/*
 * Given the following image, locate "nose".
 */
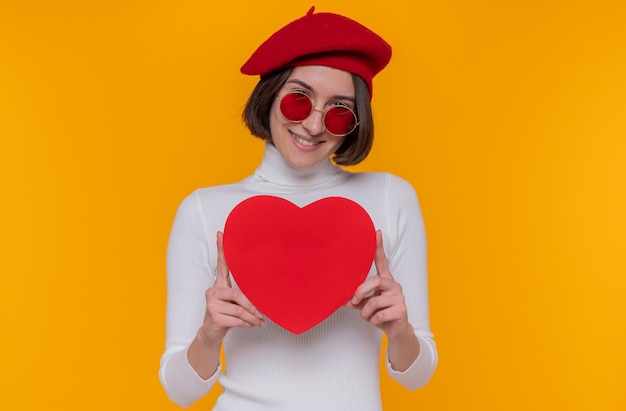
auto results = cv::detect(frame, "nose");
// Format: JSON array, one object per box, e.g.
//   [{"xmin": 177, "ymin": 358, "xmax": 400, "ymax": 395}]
[{"xmin": 301, "ymin": 106, "xmax": 325, "ymax": 136}]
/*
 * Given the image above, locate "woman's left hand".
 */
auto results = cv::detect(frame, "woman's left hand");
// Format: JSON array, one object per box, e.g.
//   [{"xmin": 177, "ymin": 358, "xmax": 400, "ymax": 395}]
[{"xmin": 345, "ymin": 230, "xmax": 413, "ymax": 342}]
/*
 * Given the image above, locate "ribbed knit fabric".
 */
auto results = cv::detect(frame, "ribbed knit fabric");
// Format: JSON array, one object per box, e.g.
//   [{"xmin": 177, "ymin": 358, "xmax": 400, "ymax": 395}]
[{"xmin": 159, "ymin": 142, "xmax": 437, "ymax": 410}]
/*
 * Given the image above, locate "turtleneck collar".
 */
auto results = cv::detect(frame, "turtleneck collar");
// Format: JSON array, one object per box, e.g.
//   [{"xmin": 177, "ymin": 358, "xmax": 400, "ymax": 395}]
[{"xmin": 254, "ymin": 142, "xmax": 343, "ymax": 187}]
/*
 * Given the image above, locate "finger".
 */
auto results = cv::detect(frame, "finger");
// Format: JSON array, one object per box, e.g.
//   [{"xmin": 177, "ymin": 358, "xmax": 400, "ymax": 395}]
[
  {"xmin": 367, "ymin": 305, "xmax": 406, "ymax": 327},
  {"xmin": 350, "ymin": 273, "xmax": 400, "ymax": 305},
  {"xmin": 374, "ymin": 230, "xmax": 393, "ymax": 279},
  {"xmin": 208, "ymin": 299, "xmax": 265, "ymax": 327},
  {"xmin": 206, "ymin": 286, "xmax": 264, "ymax": 321},
  {"xmin": 207, "ymin": 309, "xmax": 256, "ymax": 329},
  {"xmin": 350, "ymin": 276, "xmax": 384, "ymax": 306},
  {"xmin": 358, "ymin": 294, "xmax": 402, "ymax": 322},
  {"xmin": 215, "ymin": 231, "xmax": 231, "ymax": 287},
  {"xmin": 344, "ymin": 295, "xmax": 370, "ymax": 310}
]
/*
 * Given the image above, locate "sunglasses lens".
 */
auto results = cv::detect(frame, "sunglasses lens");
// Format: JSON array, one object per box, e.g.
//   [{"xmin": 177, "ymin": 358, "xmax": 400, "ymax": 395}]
[
  {"xmin": 280, "ymin": 92, "xmax": 357, "ymax": 136},
  {"xmin": 280, "ymin": 92, "xmax": 312, "ymax": 121},
  {"xmin": 325, "ymin": 106, "xmax": 357, "ymax": 136}
]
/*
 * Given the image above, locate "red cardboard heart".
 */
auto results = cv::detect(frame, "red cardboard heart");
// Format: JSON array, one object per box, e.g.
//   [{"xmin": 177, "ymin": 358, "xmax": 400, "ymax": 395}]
[{"xmin": 223, "ymin": 196, "xmax": 376, "ymax": 334}]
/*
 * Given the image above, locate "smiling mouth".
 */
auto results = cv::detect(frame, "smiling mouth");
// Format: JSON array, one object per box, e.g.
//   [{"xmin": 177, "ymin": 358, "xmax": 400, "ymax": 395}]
[{"xmin": 292, "ymin": 132, "xmax": 323, "ymax": 147}]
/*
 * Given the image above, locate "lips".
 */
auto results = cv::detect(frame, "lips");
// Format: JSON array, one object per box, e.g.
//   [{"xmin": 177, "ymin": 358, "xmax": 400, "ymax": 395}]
[
  {"xmin": 291, "ymin": 131, "xmax": 323, "ymax": 148},
  {"xmin": 295, "ymin": 135, "xmax": 320, "ymax": 146}
]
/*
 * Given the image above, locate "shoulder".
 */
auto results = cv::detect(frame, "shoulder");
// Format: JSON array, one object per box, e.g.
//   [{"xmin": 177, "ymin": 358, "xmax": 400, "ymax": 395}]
[
  {"xmin": 179, "ymin": 179, "xmax": 253, "ymax": 205},
  {"xmin": 174, "ymin": 181, "xmax": 260, "ymax": 223},
  {"xmin": 348, "ymin": 171, "xmax": 419, "ymax": 199}
]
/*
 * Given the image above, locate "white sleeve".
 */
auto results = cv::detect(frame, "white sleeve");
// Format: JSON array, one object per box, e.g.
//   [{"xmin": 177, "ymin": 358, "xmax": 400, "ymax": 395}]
[
  {"xmin": 159, "ymin": 190, "xmax": 221, "ymax": 406},
  {"xmin": 383, "ymin": 174, "xmax": 438, "ymax": 389}
]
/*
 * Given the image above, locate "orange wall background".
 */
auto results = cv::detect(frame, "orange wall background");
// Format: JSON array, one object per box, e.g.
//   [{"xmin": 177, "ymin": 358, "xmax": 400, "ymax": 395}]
[{"xmin": 1, "ymin": 1, "xmax": 625, "ymax": 410}]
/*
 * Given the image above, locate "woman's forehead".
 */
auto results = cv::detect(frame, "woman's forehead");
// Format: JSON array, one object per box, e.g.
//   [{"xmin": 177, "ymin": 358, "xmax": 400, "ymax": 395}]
[{"xmin": 285, "ymin": 66, "xmax": 355, "ymax": 97}]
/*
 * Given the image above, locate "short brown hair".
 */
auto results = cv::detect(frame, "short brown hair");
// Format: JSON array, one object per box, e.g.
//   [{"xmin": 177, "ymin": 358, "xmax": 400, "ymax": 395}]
[{"xmin": 242, "ymin": 68, "xmax": 374, "ymax": 166}]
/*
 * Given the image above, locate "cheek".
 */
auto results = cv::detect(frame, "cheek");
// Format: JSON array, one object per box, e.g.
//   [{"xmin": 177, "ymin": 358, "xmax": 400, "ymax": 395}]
[{"xmin": 331, "ymin": 136, "xmax": 347, "ymax": 149}]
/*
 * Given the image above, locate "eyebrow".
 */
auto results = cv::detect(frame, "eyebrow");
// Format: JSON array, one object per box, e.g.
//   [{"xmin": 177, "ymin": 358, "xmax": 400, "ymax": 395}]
[{"xmin": 286, "ymin": 79, "xmax": 356, "ymax": 103}]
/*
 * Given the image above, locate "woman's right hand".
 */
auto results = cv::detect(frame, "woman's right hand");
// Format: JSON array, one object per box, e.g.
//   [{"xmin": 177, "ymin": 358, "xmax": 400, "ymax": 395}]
[
  {"xmin": 188, "ymin": 231, "xmax": 264, "ymax": 379},
  {"xmin": 197, "ymin": 231, "xmax": 265, "ymax": 345}
]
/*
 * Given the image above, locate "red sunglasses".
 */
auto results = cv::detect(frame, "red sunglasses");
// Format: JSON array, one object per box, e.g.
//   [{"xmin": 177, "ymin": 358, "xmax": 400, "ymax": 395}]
[{"xmin": 278, "ymin": 91, "xmax": 359, "ymax": 137}]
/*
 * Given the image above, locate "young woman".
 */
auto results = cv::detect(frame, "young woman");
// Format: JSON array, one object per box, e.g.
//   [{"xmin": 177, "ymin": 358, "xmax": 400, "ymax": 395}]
[{"xmin": 160, "ymin": 8, "xmax": 437, "ymax": 410}]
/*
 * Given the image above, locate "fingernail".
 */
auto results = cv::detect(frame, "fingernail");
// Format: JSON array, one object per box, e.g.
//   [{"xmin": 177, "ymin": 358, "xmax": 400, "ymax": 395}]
[
  {"xmin": 351, "ymin": 296, "xmax": 359, "ymax": 305},
  {"xmin": 254, "ymin": 310, "xmax": 263, "ymax": 319},
  {"xmin": 260, "ymin": 319, "xmax": 266, "ymax": 327}
]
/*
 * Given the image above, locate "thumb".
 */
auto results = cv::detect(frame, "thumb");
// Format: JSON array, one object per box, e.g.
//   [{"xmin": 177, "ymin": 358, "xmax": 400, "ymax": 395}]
[
  {"xmin": 374, "ymin": 230, "xmax": 392, "ymax": 279},
  {"xmin": 215, "ymin": 231, "xmax": 231, "ymax": 287}
]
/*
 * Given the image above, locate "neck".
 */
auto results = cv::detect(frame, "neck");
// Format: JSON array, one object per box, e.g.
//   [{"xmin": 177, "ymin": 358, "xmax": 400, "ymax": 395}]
[{"xmin": 254, "ymin": 142, "xmax": 342, "ymax": 187}]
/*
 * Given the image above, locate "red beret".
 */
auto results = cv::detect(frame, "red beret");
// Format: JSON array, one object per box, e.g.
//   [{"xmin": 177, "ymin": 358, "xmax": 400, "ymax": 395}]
[{"xmin": 240, "ymin": 6, "xmax": 392, "ymax": 96}]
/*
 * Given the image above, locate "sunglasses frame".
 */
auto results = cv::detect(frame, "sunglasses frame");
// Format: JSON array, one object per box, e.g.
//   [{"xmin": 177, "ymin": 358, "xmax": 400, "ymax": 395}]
[{"xmin": 277, "ymin": 91, "xmax": 359, "ymax": 137}]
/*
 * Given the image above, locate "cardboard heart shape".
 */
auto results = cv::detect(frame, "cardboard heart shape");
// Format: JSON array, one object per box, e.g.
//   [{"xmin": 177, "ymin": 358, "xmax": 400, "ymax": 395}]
[{"xmin": 223, "ymin": 195, "xmax": 376, "ymax": 334}]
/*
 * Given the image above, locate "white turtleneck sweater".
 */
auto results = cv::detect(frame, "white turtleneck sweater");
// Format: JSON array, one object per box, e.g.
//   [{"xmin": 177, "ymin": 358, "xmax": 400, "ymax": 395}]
[{"xmin": 159, "ymin": 143, "xmax": 437, "ymax": 410}]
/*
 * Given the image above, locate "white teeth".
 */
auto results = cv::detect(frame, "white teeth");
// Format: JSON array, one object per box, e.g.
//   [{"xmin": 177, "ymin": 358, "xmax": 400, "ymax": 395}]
[{"xmin": 295, "ymin": 135, "xmax": 319, "ymax": 146}]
